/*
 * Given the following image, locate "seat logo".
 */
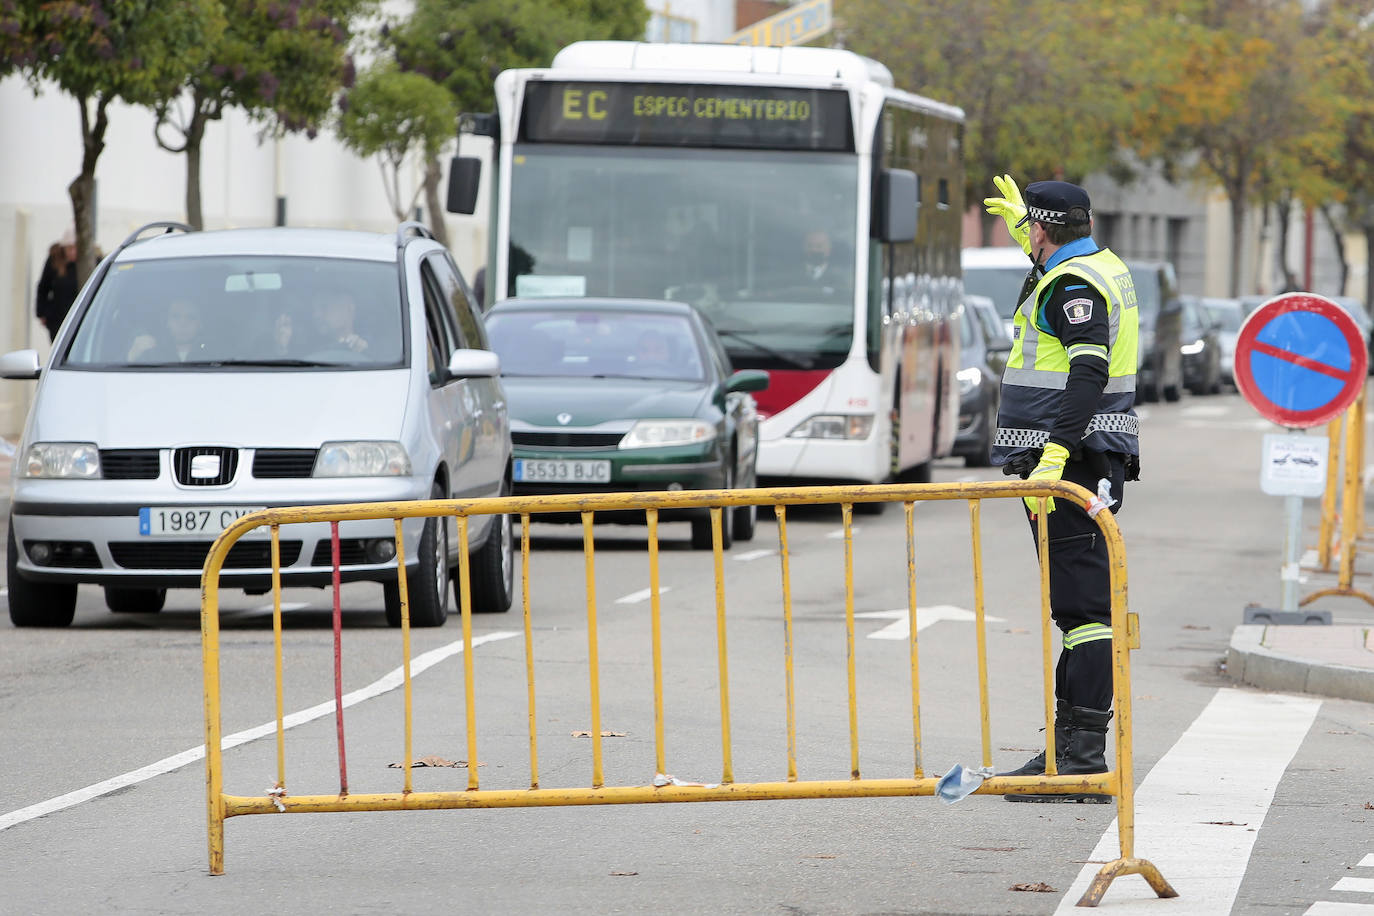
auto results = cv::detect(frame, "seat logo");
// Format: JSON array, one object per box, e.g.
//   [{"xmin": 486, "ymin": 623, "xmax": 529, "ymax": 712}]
[
  {"xmin": 556, "ymin": 412, "xmax": 572, "ymax": 426},
  {"xmin": 191, "ymin": 454, "xmax": 222, "ymax": 478}
]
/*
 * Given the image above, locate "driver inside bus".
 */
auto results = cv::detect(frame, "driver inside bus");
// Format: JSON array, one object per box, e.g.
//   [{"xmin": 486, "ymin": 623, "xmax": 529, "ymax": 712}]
[{"xmin": 796, "ymin": 229, "xmax": 850, "ymax": 300}]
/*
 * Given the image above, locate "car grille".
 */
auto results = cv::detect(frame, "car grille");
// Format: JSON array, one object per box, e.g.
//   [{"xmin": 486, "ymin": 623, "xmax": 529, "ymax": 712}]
[
  {"xmin": 100, "ymin": 449, "xmax": 160, "ymax": 480},
  {"xmin": 512, "ymin": 432, "xmax": 624, "ymax": 450},
  {"xmin": 252, "ymin": 449, "xmax": 317, "ymax": 478},
  {"xmin": 172, "ymin": 446, "xmax": 238, "ymax": 487},
  {"xmin": 310, "ymin": 539, "xmax": 369, "ymax": 567},
  {"xmin": 109, "ymin": 540, "xmax": 302, "ymax": 570}
]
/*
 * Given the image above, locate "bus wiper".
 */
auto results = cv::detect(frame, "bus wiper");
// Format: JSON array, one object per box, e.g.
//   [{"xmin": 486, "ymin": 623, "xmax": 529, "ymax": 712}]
[{"xmin": 713, "ymin": 328, "xmax": 814, "ymax": 370}]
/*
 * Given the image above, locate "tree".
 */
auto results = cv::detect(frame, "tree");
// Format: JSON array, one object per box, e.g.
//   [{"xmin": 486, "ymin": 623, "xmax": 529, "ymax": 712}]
[
  {"xmin": 840, "ymin": 0, "xmax": 1150, "ymax": 245},
  {"xmin": 336, "ymin": 64, "xmax": 456, "ymax": 224},
  {"xmin": 0, "ymin": 0, "xmax": 222, "ymax": 281},
  {"xmin": 1131, "ymin": 0, "xmax": 1347, "ymax": 296},
  {"xmin": 153, "ymin": 0, "xmax": 370, "ymax": 229},
  {"xmin": 383, "ymin": 0, "xmax": 648, "ymax": 243}
]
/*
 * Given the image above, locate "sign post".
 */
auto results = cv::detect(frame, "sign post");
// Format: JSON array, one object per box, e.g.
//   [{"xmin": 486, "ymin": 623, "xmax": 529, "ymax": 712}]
[{"xmin": 1234, "ymin": 293, "xmax": 1367, "ymax": 615}]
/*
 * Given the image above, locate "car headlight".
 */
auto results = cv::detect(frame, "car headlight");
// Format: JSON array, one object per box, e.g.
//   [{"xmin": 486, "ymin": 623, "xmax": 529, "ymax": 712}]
[
  {"xmin": 618, "ymin": 419, "xmax": 717, "ymax": 450},
  {"xmin": 957, "ymin": 366, "xmax": 983, "ymax": 395},
  {"xmin": 1180, "ymin": 339, "xmax": 1205, "ymax": 355},
  {"xmin": 22, "ymin": 442, "xmax": 101, "ymax": 479},
  {"xmin": 787, "ymin": 415, "xmax": 875, "ymax": 440},
  {"xmin": 313, "ymin": 441, "xmax": 412, "ymax": 477}
]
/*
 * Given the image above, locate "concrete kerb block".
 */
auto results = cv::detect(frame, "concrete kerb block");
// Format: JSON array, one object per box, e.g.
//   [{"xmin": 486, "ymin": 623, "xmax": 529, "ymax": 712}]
[{"xmin": 1227, "ymin": 624, "xmax": 1374, "ymax": 703}]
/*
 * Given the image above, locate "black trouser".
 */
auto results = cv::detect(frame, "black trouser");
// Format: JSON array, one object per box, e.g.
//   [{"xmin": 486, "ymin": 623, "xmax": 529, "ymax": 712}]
[{"xmin": 1022, "ymin": 451, "xmax": 1126, "ymax": 712}]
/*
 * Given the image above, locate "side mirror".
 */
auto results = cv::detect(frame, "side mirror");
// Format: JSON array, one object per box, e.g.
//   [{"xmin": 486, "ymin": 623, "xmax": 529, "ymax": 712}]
[
  {"xmin": 874, "ymin": 168, "xmax": 917, "ymax": 244},
  {"xmin": 988, "ymin": 335, "xmax": 1014, "ymax": 354},
  {"xmin": 446, "ymin": 156, "xmax": 482, "ymax": 215},
  {"xmin": 0, "ymin": 349, "xmax": 41, "ymax": 380},
  {"xmin": 448, "ymin": 348, "xmax": 500, "ymax": 379},
  {"xmin": 726, "ymin": 369, "xmax": 769, "ymax": 393}
]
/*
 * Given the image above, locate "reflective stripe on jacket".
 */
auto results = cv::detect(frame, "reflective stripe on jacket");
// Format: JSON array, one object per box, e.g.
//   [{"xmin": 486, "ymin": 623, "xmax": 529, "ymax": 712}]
[{"xmin": 992, "ymin": 248, "xmax": 1139, "ymax": 462}]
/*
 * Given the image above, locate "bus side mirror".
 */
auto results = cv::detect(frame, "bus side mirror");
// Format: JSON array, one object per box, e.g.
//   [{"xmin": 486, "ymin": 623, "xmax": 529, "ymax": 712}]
[
  {"xmin": 875, "ymin": 168, "xmax": 917, "ymax": 244},
  {"xmin": 446, "ymin": 156, "xmax": 482, "ymax": 215}
]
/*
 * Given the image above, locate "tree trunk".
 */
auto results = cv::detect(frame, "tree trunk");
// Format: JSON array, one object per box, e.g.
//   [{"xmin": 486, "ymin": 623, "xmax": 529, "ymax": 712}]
[
  {"xmin": 1319, "ymin": 205, "xmax": 1348, "ymax": 296},
  {"xmin": 423, "ymin": 155, "xmax": 450, "ymax": 249},
  {"xmin": 1274, "ymin": 197, "xmax": 1298, "ymax": 293},
  {"xmin": 69, "ymin": 94, "xmax": 111, "ymax": 286},
  {"xmin": 1228, "ymin": 192, "xmax": 1245, "ymax": 298},
  {"xmin": 1366, "ymin": 225, "xmax": 1374, "ymax": 311},
  {"xmin": 184, "ymin": 105, "xmax": 210, "ymax": 230}
]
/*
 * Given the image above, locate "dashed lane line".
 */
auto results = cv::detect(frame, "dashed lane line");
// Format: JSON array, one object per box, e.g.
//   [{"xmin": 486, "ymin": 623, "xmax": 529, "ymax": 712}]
[
  {"xmin": 732, "ymin": 548, "xmax": 775, "ymax": 562},
  {"xmin": 0, "ymin": 631, "xmax": 519, "ymax": 833},
  {"xmin": 614, "ymin": 587, "xmax": 671, "ymax": 605},
  {"xmin": 1053, "ymin": 688, "xmax": 1321, "ymax": 913},
  {"xmin": 826, "ymin": 526, "xmax": 860, "ymax": 539}
]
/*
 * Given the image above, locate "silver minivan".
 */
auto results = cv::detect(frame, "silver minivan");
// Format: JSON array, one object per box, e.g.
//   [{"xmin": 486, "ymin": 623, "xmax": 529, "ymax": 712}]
[{"xmin": 2, "ymin": 222, "xmax": 513, "ymax": 627}]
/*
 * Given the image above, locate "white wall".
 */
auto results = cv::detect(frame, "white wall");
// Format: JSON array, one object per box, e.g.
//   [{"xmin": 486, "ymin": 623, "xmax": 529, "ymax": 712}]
[{"xmin": 0, "ymin": 74, "xmax": 490, "ymax": 437}]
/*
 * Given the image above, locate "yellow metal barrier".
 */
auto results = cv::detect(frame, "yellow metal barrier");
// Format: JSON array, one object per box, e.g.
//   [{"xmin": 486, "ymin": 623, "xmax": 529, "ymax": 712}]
[
  {"xmin": 201, "ymin": 480, "xmax": 1176, "ymax": 906},
  {"xmin": 1305, "ymin": 386, "xmax": 1374, "ymax": 607}
]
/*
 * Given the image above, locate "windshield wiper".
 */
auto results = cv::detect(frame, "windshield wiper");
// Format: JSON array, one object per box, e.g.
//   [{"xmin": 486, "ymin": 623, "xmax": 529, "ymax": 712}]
[
  {"xmin": 197, "ymin": 358, "xmax": 334, "ymax": 368},
  {"xmin": 713, "ymin": 329, "xmax": 815, "ymax": 370}
]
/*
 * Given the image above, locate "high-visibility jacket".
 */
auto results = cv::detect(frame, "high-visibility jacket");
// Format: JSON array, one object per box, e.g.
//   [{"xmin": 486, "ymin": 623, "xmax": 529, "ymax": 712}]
[{"xmin": 991, "ymin": 248, "xmax": 1139, "ymax": 463}]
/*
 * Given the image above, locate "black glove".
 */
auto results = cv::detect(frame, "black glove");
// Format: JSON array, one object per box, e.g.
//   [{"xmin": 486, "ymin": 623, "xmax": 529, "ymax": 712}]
[
  {"xmin": 1124, "ymin": 454, "xmax": 1141, "ymax": 482},
  {"xmin": 1002, "ymin": 450, "xmax": 1040, "ymax": 480}
]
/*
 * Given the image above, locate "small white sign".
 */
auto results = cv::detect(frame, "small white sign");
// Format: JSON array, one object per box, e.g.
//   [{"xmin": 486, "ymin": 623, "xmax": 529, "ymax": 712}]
[
  {"xmin": 515, "ymin": 274, "xmax": 586, "ymax": 298},
  {"xmin": 1260, "ymin": 433, "xmax": 1329, "ymax": 497}
]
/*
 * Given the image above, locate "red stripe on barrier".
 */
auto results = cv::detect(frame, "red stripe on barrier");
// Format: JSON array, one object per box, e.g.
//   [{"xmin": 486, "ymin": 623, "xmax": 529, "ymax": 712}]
[{"xmin": 331, "ymin": 521, "xmax": 348, "ymax": 795}]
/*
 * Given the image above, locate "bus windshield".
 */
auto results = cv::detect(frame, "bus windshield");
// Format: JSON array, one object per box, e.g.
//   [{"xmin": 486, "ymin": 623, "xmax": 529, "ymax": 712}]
[{"xmin": 508, "ymin": 145, "xmax": 859, "ymax": 367}]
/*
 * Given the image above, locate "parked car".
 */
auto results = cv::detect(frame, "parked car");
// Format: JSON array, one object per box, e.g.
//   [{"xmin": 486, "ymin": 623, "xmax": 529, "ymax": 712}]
[
  {"xmin": 1179, "ymin": 295, "xmax": 1223, "ymax": 395},
  {"xmin": 961, "ymin": 246, "xmax": 1032, "ymax": 336},
  {"xmin": 1126, "ymin": 259, "xmax": 1184, "ymax": 403},
  {"xmin": 1199, "ymin": 297, "xmax": 1244, "ymax": 387},
  {"xmin": 954, "ymin": 295, "xmax": 1012, "ymax": 467},
  {"xmin": 484, "ymin": 298, "xmax": 768, "ymax": 550},
  {"xmin": 1329, "ymin": 296, "xmax": 1374, "ymax": 373},
  {"xmin": 2, "ymin": 221, "xmax": 512, "ymax": 628}
]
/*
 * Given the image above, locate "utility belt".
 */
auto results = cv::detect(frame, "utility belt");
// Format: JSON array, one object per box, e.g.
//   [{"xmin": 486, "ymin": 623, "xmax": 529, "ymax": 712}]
[{"xmin": 1002, "ymin": 447, "xmax": 1140, "ymax": 482}]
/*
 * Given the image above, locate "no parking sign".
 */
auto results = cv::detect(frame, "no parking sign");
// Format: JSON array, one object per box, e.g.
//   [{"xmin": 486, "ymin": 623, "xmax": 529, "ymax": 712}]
[{"xmin": 1234, "ymin": 293, "xmax": 1367, "ymax": 427}]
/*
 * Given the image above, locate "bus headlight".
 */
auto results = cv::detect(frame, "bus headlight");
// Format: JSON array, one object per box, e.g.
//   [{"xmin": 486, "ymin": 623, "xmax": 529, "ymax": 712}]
[
  {"xmin": 1180, "ymin": 339, "xmax": 1206, "ymax": 355},
  {"xmin": 957, "ymin": 367, "xmax": 983, "ymax": 395},
  {"xmin": 787, "ymin": 415, "xmax": 874, "ymax": 440},
  {"xmin": 23, "ymin": 442, "xmax": 101, "ymax": 479}
]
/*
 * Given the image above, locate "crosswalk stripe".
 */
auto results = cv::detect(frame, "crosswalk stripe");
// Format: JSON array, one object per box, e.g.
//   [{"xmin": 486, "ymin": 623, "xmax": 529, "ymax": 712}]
[
  {"xmin": 1306, "ymin": 904, "xmax": 1374, "ymax": 915},
  {"xmin": 1334, "ymin": 878, "xmax": 1374, "ymax": 893},
  {"xmin": 1053, "ymin": 688, "xmax": 1321, "ymax": 913}
]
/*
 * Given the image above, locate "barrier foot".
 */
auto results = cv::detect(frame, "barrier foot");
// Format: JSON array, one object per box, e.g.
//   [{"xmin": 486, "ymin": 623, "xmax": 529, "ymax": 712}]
[
  {"xmin": 1300, "ymin": 586, "xmax": 1374, "ymax": 608},
  {"xmin": 1075, "ymin": 857, "xmax": 1178, "ymax": 907}
]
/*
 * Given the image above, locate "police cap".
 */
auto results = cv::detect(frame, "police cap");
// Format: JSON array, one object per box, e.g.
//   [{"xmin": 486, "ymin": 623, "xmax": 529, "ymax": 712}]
[{"xmin": 1015, "ymin": 180, "xmax": 1092, "ymax": 228}]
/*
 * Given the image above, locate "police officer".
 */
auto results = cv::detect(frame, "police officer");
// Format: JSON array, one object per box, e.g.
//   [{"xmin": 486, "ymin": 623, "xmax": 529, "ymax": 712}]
[{"xmin": 983, "ymin": 176, "xmax": 1140, "ymax": 803}]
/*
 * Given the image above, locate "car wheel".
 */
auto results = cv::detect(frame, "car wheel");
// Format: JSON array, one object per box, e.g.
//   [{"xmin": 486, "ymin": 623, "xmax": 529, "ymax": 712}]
[
  {"xmin": 963, "ymin": 404, "xmax": 996, "ymax": 468},
  {"xmin": 466, "ymin": 483, "xmax": 514, "ymax": 614},
  {"xmin": 732, "ymin": 503, "xmax": 757, "ymax": 542},
  {"xmin": 1163, "ymin": 383, "xmax": 1182, "ymax": 402},
  {"xmin": 7, "ymin": 521, "xmax": 77, "ymax": 627},
  {"xmin": 104, "ymin": 587, "xmax": 166, "ymax": 614},
  {"xmin": 691, "ymin": 467, "xmax": 735, "ymax": 550},
  {"xmin": 383, "ymin": 484, "xmax": 449, "ymax": 628}
]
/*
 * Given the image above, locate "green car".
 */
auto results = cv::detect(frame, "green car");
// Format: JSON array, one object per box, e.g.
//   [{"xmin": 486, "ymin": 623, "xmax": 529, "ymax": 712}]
[{"xmin": 485, "ymin": 299, "xmax": 769, "ymax": 549}]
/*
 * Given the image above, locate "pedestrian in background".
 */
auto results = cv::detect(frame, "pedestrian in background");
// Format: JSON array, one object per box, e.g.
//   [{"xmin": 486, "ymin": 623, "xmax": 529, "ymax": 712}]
[
  {"xmin": 36, "ymin": 229, "xmax": 78, "ymax": 342},
  {"xmin": 983, "ymin": 176, "xmax": 1140, "ymax": 802}
]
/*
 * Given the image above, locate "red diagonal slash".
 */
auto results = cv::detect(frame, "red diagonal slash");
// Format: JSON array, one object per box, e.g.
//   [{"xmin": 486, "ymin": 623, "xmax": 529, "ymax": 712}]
[{"xmin": 1250, "ymin": 340, "xmax": 1354, "ymax": 382}]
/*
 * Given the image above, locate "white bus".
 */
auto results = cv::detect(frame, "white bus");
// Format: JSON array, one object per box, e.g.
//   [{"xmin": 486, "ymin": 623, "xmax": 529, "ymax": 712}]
[{"xmin": 449, "ymin": 41, "xmax": 965, "ymax": 484}]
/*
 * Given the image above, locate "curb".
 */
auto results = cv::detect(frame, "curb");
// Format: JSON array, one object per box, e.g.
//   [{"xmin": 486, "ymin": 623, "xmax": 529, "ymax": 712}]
[{"xmin": 1227, "ymin": 624, "xmax": 1374, "ymax": 704}]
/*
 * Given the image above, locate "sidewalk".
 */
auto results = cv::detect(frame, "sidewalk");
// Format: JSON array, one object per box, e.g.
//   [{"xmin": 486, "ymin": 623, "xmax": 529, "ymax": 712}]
[{"xmin": 1227, "ymin": 623, "xmax": 1374, "ymax": 703}]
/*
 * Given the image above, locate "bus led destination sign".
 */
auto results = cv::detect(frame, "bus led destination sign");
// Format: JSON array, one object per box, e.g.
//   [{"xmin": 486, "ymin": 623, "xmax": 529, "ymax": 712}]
[{"xmin": 520, "ymin": 81, "xmax": 853, "ymax": 151}]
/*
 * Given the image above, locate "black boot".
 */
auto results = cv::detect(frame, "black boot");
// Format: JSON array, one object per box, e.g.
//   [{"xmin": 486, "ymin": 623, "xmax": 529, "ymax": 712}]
[
  {"xmin": 997, "ymin": 700, "xmax": 1071, "ymax": 777},
  {"xmin": 1006, "ymin": 706, "xmax": 1113, "ymax": 804}
]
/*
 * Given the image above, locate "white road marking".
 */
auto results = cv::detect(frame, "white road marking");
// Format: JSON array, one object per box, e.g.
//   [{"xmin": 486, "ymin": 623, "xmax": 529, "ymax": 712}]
[
  {"xmin": 1306, "ymin": 904, "xmax": 1374, "ymax": 915},
  {"xmin": 1334, "ymin": 878, "xmax": 1374, "ymax": 893},
  {"xmin": 1360, "ymin": 854, "xmax": 1374, "ymax": 867},
  {"xmin": 826, "ymin": 526, "xmax": 860, "ymax": 539},
  {"xmin": 733, "ymin": 549, "xmax": 775, "ymax": 562},
  {"xmin": 253, "ymin": 601, "xmax": 311, "ymax": 613},
  {"xmin": 856, "ymin": 605, "xmax": 1004, "ymax": 640},
  {"xmin": 614, "ymin": 586, "xmax": 671, "ymax": 605},
  {"xmin": 0, "ymin": 631, "xmax": 519, "ymax": 833},
  {"xmin": 1053, "ymin": 689, "xmax": 1321, "ymax": 913},
  {"xmin": 1302, "ymin": 549, "xmax": 1320, "ymax": 568},
  {"xmin": 1365, "ymin": 465, "xmax": 1374, "ymax": 489},
  {"xmin": 1180, "ymin": 405, "xmax": 1232, "ymax": 418}
]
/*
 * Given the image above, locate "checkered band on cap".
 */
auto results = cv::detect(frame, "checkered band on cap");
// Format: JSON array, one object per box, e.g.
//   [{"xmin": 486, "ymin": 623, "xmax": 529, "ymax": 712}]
[{"xmin": 1027, "ymin": 205, "xmax": 1066, "ymax": 224}]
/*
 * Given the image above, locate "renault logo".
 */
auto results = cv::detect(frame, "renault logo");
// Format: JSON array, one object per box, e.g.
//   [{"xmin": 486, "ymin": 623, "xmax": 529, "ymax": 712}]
[{"xmin": 556, "ymin": 412, "xmax": 572, "ymax": 426}]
